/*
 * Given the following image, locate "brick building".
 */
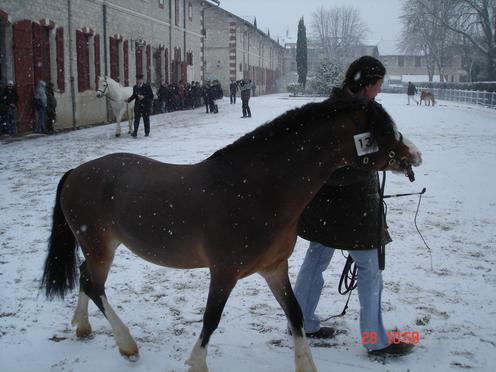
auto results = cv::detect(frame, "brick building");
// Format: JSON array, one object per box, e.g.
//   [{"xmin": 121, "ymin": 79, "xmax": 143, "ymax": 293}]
[
  {"xmin": 0, "ymin": 0, "xmax": 205, "ymax": 133},
  {"xmin": 202, "ymin": 4, "xmax": 284, "ymax": 95}
]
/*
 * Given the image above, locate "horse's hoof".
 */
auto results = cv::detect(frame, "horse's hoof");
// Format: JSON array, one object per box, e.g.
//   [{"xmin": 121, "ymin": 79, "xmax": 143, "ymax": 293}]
[
  {"xmin": 185, "ymin": 358, "xmax": 209, "ymax": 372},
  {"xmin": 76, "ymin": 326, "xmax": 92, "ymax": 339},
  {"xmin": 120, "ymin": 347, "xmax": 140, "ymax": 362},
  {"xmin": 115, "ymin": 133, "xmax": 121, "ymax": 138}
]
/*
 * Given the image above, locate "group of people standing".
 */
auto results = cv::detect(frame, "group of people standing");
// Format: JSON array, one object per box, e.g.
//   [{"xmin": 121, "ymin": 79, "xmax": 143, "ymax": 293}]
[
  {"xmin": 34, "ymin": 80, "xmax": 57, "ymax": 134},
  {"xmin": 129, "ymin": 75, "xmax": 258, "ymax": 137},
  {"xmin": 156, "ymin": 80, "xmax": 222, "ymax": 114},
  {"xmin": 128, "ymin": 75, "xmax": 230, "ymax": 137},
  {"xmin": 0, "ymin": 79, "xmax": 56, "ymax": 136}
]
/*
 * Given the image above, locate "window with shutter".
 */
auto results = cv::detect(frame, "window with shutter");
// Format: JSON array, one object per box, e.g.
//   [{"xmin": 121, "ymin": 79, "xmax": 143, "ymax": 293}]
[
  {"xmin": 109, "ymin": 37, "xmax": 119, "ymax": 82},
  {"xmin": 164, "ymin": 48, "xmax": 169, "ymax": 83},
  {"xmin": 123, "ymin": 40, "xmax": 129, "ymax": 86},
  {"xmin": 13, "ymin": 20, "xmax": 35, "ymax": 133},
  {"xmin": 175, "ymin": 0, "xmax": 180, "ymax": 26},
  {"xmin": 56, "ymin": 28, "xmax": 65, "ymax": 92},
  {"xmin": 94, "ymin": 34, "xmax": 100, "ymax": 87},
  {"xmin": 135, "ymin": 44, "xmax": 143, "ymax": 77},
  {"xmin": 76, "ymin": 30, "xmax": 90, "ymax": 92},
  {"xmin": 146, "ymin": 44, "xmax": 151, "ymax": 83}
]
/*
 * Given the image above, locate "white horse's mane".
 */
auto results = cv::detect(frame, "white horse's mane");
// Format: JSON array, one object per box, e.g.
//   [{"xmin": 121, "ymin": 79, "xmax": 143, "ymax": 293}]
[{"xmin": 101, "ymin": 76, "xmax": 123, "ymax": 88}]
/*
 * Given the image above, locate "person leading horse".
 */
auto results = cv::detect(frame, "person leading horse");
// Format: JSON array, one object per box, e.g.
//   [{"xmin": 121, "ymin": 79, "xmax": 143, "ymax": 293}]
[{"xmin": 127, "ymin": 73, "xmax": 154, "ymax": 138}]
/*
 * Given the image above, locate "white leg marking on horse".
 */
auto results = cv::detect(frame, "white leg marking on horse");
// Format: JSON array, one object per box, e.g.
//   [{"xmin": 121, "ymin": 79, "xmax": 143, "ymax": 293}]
[
  {"xmin": 293, "ymin": 333, "xmax": 317, "ymax": 372},
  {"xmin": 116, "ymin": 113, "xmax": 123, "ymax": 137},
  {"xmin": 71, "ymin": 291, "xmax": 92, "ymax": 338},
  {"xmin": 185, "ymin": 338, "xmax": 209, "ymax": 372},
  {"xmin": 100, "ymin": 296, "xmax": 139, "ymax": 361},
  {"xmin": 128, "ymin": 108, "xmax": 133, "ymax": 133}
]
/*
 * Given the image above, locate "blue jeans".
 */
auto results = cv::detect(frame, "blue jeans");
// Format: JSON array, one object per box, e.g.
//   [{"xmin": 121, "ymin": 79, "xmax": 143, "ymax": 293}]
[
  {"xmin": 160, "ymin": 100, "xmax": 166, "ymax": 113},
  {"xmin": 294, "ymin": 241, "xmax": 388, "ymax": 350},
  {"xmin": 36, "ymin": 106, "xmax": 47, "ymax": 133},
  {"xmin": 6, "ymin": 106, "xmax": 17, "ymax": 134}
]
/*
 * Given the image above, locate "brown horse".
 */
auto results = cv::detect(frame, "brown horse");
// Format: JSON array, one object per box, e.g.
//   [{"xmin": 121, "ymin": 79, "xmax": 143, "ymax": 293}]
[
  {"xmin": 41, "ymin": 97, "xmax": 421, "ymax": 371},
  {"xmin": 419, "ymin": 90, "xmax": 436, "ymax": 106}
]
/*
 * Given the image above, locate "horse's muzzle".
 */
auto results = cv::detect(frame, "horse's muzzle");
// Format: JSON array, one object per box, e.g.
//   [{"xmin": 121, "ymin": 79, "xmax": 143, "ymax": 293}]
[{"xmin": 400, "ymin": 159, "xmax": 415, "ymax": 182}]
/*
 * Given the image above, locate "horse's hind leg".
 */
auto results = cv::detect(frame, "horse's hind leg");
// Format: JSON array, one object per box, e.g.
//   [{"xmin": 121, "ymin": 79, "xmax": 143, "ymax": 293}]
[
  {"xmin": 79, "ymin": 243, "xmax": 139, "ymax": 360},
  {"xmin": 260, "ymin": 260, "xmax": 317, "ymax": 372},
  {"xmin": 185, "ymin": 271, "xmax": 237, "ymax": 372},
  {"xmin": 71, "ymin": 261, "xmax": 92, "ymax": 338}
]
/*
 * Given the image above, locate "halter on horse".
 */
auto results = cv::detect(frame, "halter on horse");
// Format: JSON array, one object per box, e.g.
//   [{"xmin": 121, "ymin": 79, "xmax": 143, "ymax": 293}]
[
  {"xmin": 41, "ymin": 97, "xmax": 421, "ymax": 371},
  {"xmin": 96, "ymin": 76, "xmax": 135, "ymax": 137}
]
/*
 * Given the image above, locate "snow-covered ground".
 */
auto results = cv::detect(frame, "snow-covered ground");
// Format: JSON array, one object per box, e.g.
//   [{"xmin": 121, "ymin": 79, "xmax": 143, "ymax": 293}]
[{"xmin": 1, "ymin": 93, "xmax": 495, "ymax": 372}]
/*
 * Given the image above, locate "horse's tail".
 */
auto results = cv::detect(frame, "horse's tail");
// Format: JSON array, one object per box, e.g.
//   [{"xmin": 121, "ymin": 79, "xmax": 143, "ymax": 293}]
[{"xmin": 41, "ymin": 169, "xmax": 79, "ymax": 300}]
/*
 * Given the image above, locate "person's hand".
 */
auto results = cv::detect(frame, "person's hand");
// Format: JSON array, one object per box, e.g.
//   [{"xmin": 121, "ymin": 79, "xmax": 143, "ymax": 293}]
[{"xmin": 138, "ymin": 95, "xmax": 144, "ymax": 100}]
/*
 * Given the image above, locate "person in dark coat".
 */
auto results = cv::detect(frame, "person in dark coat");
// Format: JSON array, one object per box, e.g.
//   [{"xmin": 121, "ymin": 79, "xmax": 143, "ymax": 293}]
[
  {"xmin": 127, "ymin": 74, "xmax": 154, "ymax": 137},
  {"xmin": 229, "ymin": 79, "xmax": 238, "ymax": 104},
  {"xmin": 239, "ymin": 80, "xmax": 252, "ymax": 118},
  {"xmin": 407, "ymin": 81, "xmax": 417, "ymax": 105},
  {"xmin": 294, "ymin": 56, "xmax": 415, "ymax": 357},
  {"xmin": 1, "ymin": 80, "xmax": 18, "ymax": 135},
  {"xmin": 158, "ymin": 81, "xmax": 168, "ymax": 113},
  {"xmin": 202, "ymin": 82, "xmax": 210, "ymax": 113},
  {"xmin": 46, "ymin": 82, "xmax": 57, "ymax": 134}
]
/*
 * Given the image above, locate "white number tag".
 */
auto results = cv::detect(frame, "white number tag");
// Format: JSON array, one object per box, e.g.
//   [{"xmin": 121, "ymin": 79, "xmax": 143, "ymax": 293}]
[{"xmin": 354, "ymin": 132, "xmax": 379, "ymax": 156}]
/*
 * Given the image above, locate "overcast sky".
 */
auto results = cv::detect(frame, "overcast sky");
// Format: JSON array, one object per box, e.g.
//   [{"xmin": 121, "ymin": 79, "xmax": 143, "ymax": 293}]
[{"xmin": 220, "ymin": 0, "xmax": 403, "ymax": 45}]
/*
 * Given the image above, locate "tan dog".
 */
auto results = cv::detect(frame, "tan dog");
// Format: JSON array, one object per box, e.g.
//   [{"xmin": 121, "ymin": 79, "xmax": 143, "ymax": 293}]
[{"xmin": 419, "ymin": 90, "xmax": 436, "ymax": 106}]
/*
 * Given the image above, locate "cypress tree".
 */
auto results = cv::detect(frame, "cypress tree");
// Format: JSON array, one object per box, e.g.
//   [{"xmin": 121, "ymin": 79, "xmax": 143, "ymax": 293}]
[{"xmin": 296, "ymin": 17, "xmax": 308, "ymax": 89}]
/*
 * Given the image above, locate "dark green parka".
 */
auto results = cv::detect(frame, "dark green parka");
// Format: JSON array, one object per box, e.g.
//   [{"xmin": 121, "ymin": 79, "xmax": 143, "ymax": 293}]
[
  {"xmin": 298, "ymin": 169, "xmax": 391, "ymax": 250},
  {"xmin": 298, "ymin": 88, "xmax": 391, "ymax": 251}
]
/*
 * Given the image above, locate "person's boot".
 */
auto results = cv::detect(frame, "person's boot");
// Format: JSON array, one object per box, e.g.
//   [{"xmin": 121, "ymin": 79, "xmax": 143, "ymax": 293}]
[
  {"xmin": 368, "ymin": 342, "xmax": 415, "ymax": 357},
  {"xmin": 288, "ymin": 326, "xmax": 336, "ymax": 339}
]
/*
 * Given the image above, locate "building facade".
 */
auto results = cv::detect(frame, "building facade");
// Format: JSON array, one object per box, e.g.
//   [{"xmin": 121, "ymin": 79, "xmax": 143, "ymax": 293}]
[
  {"xmin": 0, "ymin": 0, "xmax": 204, "ymax": 133},
  {"xmin": 203, "ymin": 4, "xmax": 284, "ymax": 95},
  {"xmin": 377, "ymin": 40, "xmax": 468, "ymax": 84},
  {"xmin": 380, "ymin": 54, "xmax": 468, "ymax": 83}
]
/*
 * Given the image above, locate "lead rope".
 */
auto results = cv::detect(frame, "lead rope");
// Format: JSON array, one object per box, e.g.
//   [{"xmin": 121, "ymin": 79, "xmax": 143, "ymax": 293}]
[
  {"xmin": 323, "ymin": 175, "xmax": 430, "ymax": 321},
  {"xmin": 378, "ymin": 171, "xmax": 387, "ymax": 270},
  {"xmin": 321, "ymin": 254, "xmax": 357, "ymax": 321}
]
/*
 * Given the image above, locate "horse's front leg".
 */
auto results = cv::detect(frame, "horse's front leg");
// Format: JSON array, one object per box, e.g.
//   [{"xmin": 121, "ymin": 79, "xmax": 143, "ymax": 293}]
[
  {"xmin": 115, "ymin": 111, "xmax": 123, "ymax": 137},
  {"xmin": 185, "ymin": 271, "xmax": 237, "ymax": 372},
  {"xmin": 260, "ymin": 260, "xmax": 318, "ymax": 372}
]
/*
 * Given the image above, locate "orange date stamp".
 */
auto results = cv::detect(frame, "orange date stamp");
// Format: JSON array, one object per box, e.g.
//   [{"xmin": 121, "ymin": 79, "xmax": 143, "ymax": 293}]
[{"xmin": 361, "ymin": 331, "xmax": 421, "ymax": 345}]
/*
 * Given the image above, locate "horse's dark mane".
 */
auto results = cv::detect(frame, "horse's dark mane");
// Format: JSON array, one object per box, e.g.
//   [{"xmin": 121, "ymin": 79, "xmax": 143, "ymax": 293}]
[
  {"xmin": 369, "ymin": 101, "xmax": 397, "ymax": 137},
  {"xmin": 208, "ymin": 98, "xmax": 368, "ymax": 160}
]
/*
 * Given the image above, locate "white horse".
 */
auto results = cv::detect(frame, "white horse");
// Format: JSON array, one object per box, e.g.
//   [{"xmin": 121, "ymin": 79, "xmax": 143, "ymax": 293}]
[{"xmin": 96, "ymin": 76, "xmax": 135, "ymax": 137}]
